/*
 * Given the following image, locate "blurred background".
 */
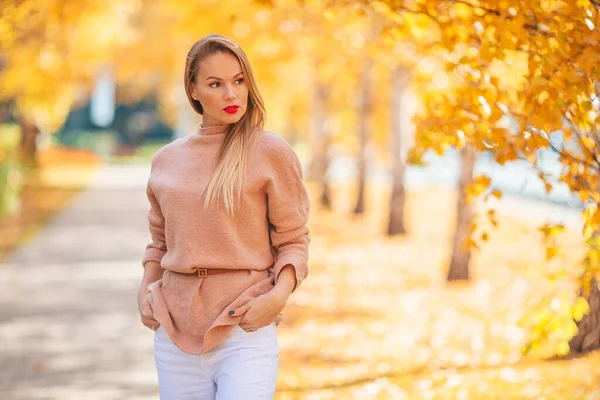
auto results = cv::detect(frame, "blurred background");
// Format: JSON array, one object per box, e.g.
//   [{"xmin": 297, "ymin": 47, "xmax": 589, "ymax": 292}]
[{"xmin": 1, "ymin": 0, "xmax": 599, "ymax": 399}]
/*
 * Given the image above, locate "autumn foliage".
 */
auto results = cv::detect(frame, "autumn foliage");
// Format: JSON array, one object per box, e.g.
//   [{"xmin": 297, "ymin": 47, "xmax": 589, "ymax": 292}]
[{"xmin": 361, "ymin": 0, "xmax": 600, "ymax": 355}]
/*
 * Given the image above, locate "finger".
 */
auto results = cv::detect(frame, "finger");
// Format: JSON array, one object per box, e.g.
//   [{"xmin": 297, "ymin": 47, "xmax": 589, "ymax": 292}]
[
  {"xmin": 144, "ymin": 321, "xmax": 160, "ymax": 330},
  {"xmin": 142, "ymin": 315, "xmax": 158, "ymax": 323},
  {"xmin": 239, "ymin": 324, "xmax": 259, "ymax": 332},
  {"xmin": 143, "ymin": 322, "xmax": 159, "ymax": 331},
  {"xmin": 141, "ymin": 305, "xmax": 155, "ymax": 320},
  {"xmin": 144, "ymin": 297, "xmax": 154, "ymax": 313},
  {"xmin": 142, "ymin": 298, "xmax": 155, "ymax": 314},
  {"xmin": 142, "ymin": 317, "xmax": 159, "ymax": 327},
  {"xmin": 239, "ymin": 319, "xmax": 253, "ymax": 328},
  {"xmin": 274, "ymin": 313, "xmax": 286, "ymax": 323},
  {"xmin": 228, "ymin": 302, "xmax": 252, "ymax": 317},
  {"xmin": 238, "ymin": 322, "xmax": 255, "ymax": 330}
]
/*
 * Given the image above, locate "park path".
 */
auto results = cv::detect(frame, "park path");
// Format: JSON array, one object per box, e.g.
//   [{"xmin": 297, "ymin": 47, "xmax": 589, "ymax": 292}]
[{"xmin": 0, "ymin": 164, "xmax": 159, "ymax": 400}]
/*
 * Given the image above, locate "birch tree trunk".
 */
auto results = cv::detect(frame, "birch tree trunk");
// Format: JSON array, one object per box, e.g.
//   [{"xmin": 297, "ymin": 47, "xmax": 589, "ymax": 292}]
[
  {"xmin": 447, "ymin": 145, "xmax": 476, "ymax": 281},
  {"xmin": 308, "ymin": 79, "xmax": 332, "ymax": 209},
  {"xmin": 387, "ymin": 65, "xmax": 409, "ymax": 235},
  {"xmin": 354, "ymin": 58, "xmax": 373, "ymax": 215}
]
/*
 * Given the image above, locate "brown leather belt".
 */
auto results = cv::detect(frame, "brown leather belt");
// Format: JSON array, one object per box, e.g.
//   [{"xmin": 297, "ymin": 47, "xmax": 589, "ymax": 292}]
[{"xmin": 177, "ymin": 268, "xmax": 233, "ymax": 278}]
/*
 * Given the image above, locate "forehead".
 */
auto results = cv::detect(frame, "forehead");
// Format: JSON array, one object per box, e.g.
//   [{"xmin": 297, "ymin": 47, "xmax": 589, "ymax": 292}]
[{"xmin": 197, "ymin": 51, "xmax": 242, "ymax": 77}]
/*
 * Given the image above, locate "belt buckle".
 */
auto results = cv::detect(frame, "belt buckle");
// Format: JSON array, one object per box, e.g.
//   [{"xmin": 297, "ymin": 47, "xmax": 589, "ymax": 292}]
[{"xmin": 197, "ymin": 269, "xmax": 208, "ymax": 278}]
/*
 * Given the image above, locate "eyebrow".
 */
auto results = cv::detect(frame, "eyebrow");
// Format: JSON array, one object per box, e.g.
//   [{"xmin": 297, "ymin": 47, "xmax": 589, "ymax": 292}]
[{"xmin": 205, "ymin": 72, "xmax": 243, "ymax": 81}]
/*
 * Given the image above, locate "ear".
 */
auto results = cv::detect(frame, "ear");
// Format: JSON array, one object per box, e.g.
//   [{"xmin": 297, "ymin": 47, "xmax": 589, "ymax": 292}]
[{"xmin": 189, "ymin": 85, "xmax": 197, "ymax": 100}]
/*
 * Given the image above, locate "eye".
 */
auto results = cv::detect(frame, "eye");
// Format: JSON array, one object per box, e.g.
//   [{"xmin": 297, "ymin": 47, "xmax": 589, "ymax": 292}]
[{"xmin": 209, "ymin": 78, "xmax": 244, "ymax": 88}]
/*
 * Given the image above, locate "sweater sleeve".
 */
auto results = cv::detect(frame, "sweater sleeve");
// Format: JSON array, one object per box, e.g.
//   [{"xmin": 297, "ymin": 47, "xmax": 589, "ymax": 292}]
[
  {"xmin": 265, "ymin": 138, "xmax": 311, "ymax": 292},
  {"xmin": 142, "ymin": 178, "xmax": 167, "ymax": 268}
]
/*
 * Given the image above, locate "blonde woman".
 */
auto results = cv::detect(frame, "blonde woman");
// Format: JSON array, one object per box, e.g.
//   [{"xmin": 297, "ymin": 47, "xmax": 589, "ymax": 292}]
[{"xmin": 136, "ymin": 34, "xmax": 310, "ymax": 399}]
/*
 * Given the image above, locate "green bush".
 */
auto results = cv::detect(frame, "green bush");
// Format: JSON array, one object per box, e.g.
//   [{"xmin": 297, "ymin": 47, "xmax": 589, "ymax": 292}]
[{"xmin": 0, "ymin": 124, "xmax": 23, "ymax": 217}]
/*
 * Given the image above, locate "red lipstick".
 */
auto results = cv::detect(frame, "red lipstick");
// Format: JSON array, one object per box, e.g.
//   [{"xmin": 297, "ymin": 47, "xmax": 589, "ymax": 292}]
[{"xmin": 223, "ymin": 105, "xmax": 239, "ymax": 114}]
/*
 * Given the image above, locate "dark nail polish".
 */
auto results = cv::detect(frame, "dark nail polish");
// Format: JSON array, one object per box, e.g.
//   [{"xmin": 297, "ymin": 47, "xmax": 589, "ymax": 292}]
[{"xmin": 228, "ymin": 310, "xmax": 235, "ymax": 315}]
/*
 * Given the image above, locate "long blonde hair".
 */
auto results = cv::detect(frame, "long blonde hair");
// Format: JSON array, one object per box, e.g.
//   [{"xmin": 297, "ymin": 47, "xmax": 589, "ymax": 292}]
[{"xmin": 184, "ymin": 34, "xmax": 266, "ymax": 215}]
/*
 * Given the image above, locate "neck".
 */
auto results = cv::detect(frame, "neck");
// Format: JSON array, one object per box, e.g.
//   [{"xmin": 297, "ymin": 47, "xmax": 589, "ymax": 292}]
[{"xmin": 195, "ymin": 122, "xmax": 230, "ymax": 136}]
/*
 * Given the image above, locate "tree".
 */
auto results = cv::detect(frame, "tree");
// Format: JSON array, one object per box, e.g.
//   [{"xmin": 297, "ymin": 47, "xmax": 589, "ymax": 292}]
[
  {"xmin": 308, "ymin": 76, "xmax": 333, "ymax": 209},
  {"xmin": 0, "ymin": 0, "xmax": 137, "ymax": 164},
  {"xmin": 360, "ymin": 0, "xmax": 600, "ymax": 354},
  {"xmin": 387, "ymin": 65, "xmax": 410, "ymax": 235},
  {"xmin": 448, "ymin": 145, "xmax": 476, "ymax": 280},
  {"xmin": 354, "ymin": 57, "xmax": 373, "ymax": 215}
]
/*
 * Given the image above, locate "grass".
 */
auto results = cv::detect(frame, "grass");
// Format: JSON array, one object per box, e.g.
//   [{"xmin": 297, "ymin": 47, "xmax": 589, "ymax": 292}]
[
  {"xmin": 0, "ymin": 145, "xmax": 102, "ymax": 262},
  {"xmin": 0, "ymin": 126, "xmax": 167, "ymax": 261}
]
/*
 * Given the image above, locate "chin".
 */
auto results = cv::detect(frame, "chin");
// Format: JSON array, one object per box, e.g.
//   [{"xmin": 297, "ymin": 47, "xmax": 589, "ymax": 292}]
[{"xmin": 228, "ymin": 111, "xmax": 245, "ymax": 124}]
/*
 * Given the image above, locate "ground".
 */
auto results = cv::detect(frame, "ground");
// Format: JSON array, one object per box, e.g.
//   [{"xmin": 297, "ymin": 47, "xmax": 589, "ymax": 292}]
[{"xmin": 0, "ymin": 165, "xmax": 598, "ymax": 400}]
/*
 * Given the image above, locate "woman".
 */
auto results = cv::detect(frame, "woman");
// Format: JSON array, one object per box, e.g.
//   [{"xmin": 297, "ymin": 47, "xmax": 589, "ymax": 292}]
[{"xmin": 136, "ymin": 34, "xmax": 310, "ymax": 399}]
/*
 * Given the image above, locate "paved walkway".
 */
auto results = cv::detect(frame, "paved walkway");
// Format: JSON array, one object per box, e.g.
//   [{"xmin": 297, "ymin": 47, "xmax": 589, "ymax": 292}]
[{"xmin": 0, "ymin": 164, "xmax": 158, "ymax": 400}]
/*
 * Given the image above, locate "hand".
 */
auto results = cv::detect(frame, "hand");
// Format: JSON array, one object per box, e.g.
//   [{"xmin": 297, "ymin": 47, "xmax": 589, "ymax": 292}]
[
  {"xmin": 138, "ymin": 289, "xmax": 160, "ymax": 331},
  {"xmin": 228, "ymin": 289, "xmax": 289, "ymax": 332},
  {"xmin": 138, "ymin": 263, "xmax": 164, "ymax": 331}
]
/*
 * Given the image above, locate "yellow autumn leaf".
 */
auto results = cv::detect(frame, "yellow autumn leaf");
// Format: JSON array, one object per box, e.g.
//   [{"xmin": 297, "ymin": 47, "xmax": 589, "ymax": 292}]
[
  {"xmin": 572, "ymin": 297, "xmax": 590, "ymax": 322},
  {"xmin": 467, "ymin": 174, "xmax": 491, "ymax": 198},
  {"xmin": 580, "ymin": 136, "xmax": 596, "ymax": 150},
  {"xmin": 583, "ymin": 219, "xmax": 597, "ymax": 239},
  {"xmin": 546, "ymin": 246, "xmax": 558, "ymax": 260},
  {"xmin": 563, "ymin": 128, "xmax": 573, "ymax": 142},
  {"xmin": 564, "ymin": 319, "xmax": 579, "ymax": 339},
  {"xmin": 556, "ymin": 341, "xmax": 571, "ymax": 356},
  {"xmin": 540, "ymin": 223, "xmax": 565, "ymax": 240}
]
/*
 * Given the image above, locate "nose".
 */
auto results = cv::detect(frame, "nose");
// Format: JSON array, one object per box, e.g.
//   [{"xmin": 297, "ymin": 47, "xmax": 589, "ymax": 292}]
[{"xmin": 224, "ymin": 83, "xmax": 236, "ymax": 100}]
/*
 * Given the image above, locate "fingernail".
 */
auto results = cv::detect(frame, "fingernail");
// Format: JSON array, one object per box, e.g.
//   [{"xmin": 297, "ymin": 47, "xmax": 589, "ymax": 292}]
[{"xmin": 228, "ymin": 310, "xmax": 235, "ymax": 315}]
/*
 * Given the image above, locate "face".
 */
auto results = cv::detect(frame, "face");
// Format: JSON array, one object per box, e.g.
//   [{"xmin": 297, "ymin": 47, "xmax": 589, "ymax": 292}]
[{"xmin": 190, "ymin": 51, "xmax": 249, "ymax": 127}]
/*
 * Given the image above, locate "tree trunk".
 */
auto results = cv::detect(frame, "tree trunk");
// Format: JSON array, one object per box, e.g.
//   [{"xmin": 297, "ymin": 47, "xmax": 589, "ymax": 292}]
[
  {"xmin": 0, "ymin": 99, "xmax": 12, "ymax": 124},
  {"xmin": 308, "ymin": 76, "xmax": 332, "ymax": 209},
  {"xmin": 569, "ymin": 276, "xmax": 600, "ymax": 353},
  {"xmin": 569, "ymin": 155, "xmax": 600, "ymax": 354},
  {"xmin": 387, "ymin": 65, "xmax": 409, "ymax": 235},
  {"xmin": 447, "ymin": 145, "xmax": 476, "ymax": 281},
  {"xmin": 18, "ymin": 117, "xmax": 39, "ymax": 169},
  {"xmin": 354, "ymin": 58, "xmax": 373, "ymax": 215}
]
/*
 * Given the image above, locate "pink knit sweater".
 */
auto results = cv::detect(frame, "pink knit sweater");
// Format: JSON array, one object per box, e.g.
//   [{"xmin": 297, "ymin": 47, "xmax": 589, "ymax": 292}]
[{"xmin": 142, "ymin": 123, "xmax": 310, "ymax": 355}]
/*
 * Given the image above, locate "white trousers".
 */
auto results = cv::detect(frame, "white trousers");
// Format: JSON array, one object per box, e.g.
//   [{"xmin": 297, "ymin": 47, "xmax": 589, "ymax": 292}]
[{"xmin": 153, "ymin": 322, "xmax": 279, "ymax": 400}]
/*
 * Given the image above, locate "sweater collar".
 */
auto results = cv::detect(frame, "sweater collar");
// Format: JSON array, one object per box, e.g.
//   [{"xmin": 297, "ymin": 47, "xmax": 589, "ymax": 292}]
[{"xmin": 195, "ymin": 122, "xmax": 231, "ymax": 136}]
